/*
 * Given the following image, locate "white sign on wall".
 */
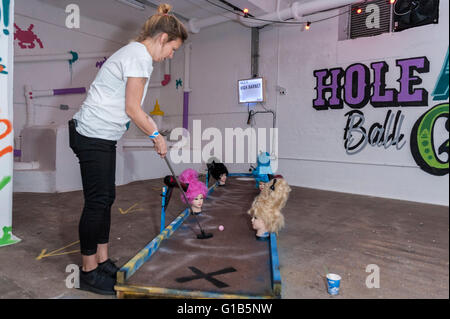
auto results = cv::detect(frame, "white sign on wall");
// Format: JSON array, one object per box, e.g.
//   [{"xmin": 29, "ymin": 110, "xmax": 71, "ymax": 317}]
[{"xmin": 238, "ymin": 77, "xmax": 265, "ymax": 104}]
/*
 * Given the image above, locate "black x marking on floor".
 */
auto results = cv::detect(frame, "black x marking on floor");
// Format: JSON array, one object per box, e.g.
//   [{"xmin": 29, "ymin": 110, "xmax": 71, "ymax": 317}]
[{"xmin": 175, "ymin": 266, "xmax": 237, "ymax": 288}]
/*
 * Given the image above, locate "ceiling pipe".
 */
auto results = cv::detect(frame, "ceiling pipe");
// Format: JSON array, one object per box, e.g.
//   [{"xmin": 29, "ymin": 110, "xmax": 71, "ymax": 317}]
[
  {"xmin": 188, "ymin": 0, "xmax": 365, "ymax": 32},
  {"xmin": 188, "ymin": 12, "xmax": 237, "ymax": 33},
  {"xmin": 239, "ymin": 0, "xmax": 365, "ymax": 27}
]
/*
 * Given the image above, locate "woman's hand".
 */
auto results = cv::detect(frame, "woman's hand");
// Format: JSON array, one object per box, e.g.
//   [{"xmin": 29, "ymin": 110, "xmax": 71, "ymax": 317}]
[{"xmin": 153, "ymin": 134, "xmax": 167, "ymax": 158}]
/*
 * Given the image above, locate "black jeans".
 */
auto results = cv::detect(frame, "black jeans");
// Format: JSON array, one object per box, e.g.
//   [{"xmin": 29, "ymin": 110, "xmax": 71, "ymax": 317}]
[{"xmin": 69, "ymin": 119, "xmax": 117, "ymax": 256}]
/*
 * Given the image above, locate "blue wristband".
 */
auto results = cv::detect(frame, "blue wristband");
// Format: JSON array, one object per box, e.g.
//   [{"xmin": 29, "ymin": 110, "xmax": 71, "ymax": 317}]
[{"xmin": 149, "ymin": 131, "xmax": 160, "ymax": 139}]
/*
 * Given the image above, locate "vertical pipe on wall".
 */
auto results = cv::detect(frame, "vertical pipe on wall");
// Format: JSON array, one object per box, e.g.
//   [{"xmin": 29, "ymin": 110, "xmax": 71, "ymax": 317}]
[
  {"xmin": 183, "ymin": 43, "xmax": 192, "ymax": 131},
  {"xmin": 183, "ymin": 92, "xmax": 189, "ymax": 131},
  {"xmin": 24, "ymin": 85, "xmax": 33, "ymax": 128},
  {"xmin": 251, "ymin": 27, "xmax": 260, "ymax": 78},
  {"xmin": 161, "ymin": 59, "xmax": 171, "ymax": 86}
]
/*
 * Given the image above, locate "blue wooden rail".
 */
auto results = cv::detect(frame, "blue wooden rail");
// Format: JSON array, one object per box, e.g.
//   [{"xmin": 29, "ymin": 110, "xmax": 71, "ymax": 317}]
[
  {"xmin": 160, "ymin": 186, "xmax": 167, "ymax": 233},
  {"xmin": 269, "ymin": 233, "xmax": 282, "ymax": 297},
  {"xmin": 117, "ymin": 208, "xmax": 190, "ymax": 284},
  {"xmin": 229, "ymin": 173, "xmax": 253, "ymax": 177}
]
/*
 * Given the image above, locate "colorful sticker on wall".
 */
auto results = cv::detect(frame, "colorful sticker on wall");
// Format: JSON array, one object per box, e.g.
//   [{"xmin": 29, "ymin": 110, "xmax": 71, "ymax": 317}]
[
  {"xmin": 0, "ymin": 57, "xmax": 7, "ymax": 74},
  {"xmin": 1, "ymin": 0, "xmax": 11, "ymax": 35},
  {"xmin": 176, "ymin": 78, "xmax": 183, "ymax": 90},
  {"xmin": 14, "ymin": 23, "xmax": 44, "ymax": 49}
]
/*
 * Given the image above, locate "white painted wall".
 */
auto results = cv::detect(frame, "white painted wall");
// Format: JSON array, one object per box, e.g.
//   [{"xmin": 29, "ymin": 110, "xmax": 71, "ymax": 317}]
[
  {"xmin": 12, "ymin": 0, "xmax": 449, "ymax": 207},
  {"xmin": 13, "ymin": 0, "xmax": 131, "ymax": 138},
  {"xmin": 12, "ymin": 0, "xmax": 183, "ymax": 192},
  {"xmin": 257, "ymin": 1, "xmax": 449, "ymax": 206},
  {"xmin": 129, "ymin": 20, "xmax": 274, "ymax": 174}
]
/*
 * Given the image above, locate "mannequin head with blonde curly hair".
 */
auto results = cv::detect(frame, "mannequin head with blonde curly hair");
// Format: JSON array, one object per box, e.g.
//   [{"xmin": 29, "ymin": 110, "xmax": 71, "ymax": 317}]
[{"xmin": 247, "ymin": 178, "xmax": 291, "ymax": 238}]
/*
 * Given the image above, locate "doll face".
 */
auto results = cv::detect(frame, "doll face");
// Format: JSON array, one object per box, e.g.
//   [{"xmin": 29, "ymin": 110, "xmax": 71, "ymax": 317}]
[
  {"xmin": 219, "ymin": 173, "xmax": 227, "ymax": 185},
  {"xmin": 191, "ymin": 194, "xmax": 204, "ymax": 213},
  {"xmin": 251, "ymin": 215, "xmax": 267, "ymax": 236},
  {"xmin": 258, "ymin": 182, "xmax": 265, "ymax": 191}
]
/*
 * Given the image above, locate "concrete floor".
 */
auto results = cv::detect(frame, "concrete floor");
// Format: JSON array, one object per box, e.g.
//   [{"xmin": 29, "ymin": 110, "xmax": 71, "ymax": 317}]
[{"xmin": 1, "ymin": 177, "xmax": 448, "ymax": 299}]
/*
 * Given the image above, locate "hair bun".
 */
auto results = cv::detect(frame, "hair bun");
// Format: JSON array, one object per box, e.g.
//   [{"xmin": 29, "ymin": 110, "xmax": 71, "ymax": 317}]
[{"xmin": 158, "ymin": 3, "xmax": 172, "ymax": 15}]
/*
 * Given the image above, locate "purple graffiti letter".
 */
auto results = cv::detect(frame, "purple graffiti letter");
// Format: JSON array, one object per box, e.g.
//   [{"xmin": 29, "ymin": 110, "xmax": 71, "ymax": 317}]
[
  {"xmin": 313, "ymin": 68, "xmax": 344, "ymax": 110},
  {"xmin": 344, "ymin": 64, "xmax": 371, "ymax": 109},
  {"xmin": 396, "ymin": 57, "xmax": 430, "ymax": 106},
  {"xmin": 371, "ymin": 61, "xmax": 398, "ymax": 107}
]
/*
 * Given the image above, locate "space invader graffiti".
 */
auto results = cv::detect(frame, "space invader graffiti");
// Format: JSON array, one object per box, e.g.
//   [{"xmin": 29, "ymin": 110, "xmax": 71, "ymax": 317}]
[{"xmin": 14, "ymin": 23, "xmax": 44, "ymax": 49}]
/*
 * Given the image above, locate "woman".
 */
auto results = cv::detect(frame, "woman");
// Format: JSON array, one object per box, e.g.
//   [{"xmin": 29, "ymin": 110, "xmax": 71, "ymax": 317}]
[{"xmin": 69, "ymin": 4, "xmax": 188, "ymax": 295}]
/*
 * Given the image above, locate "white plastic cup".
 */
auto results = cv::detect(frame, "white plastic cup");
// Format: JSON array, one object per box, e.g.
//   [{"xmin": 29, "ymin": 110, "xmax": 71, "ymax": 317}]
[{"xmin": 326, "ymin": 273, "xmax": 341, "ymax": 295}]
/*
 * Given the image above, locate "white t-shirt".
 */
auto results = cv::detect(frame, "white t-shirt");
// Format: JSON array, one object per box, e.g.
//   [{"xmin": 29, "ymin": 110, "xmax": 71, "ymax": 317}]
[{"xmin": 73, "ymin": 42, "xmax": 154, "ymax": 141}]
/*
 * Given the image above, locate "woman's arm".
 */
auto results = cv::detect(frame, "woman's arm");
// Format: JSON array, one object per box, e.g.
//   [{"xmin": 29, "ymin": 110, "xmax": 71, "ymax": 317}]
[{"xmin": 125, "ymin": 77, "xmax": 167, "ymax": 157}]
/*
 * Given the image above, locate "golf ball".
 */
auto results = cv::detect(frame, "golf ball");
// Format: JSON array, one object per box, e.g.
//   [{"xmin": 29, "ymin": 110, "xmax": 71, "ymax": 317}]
[{"xmin": 219, "ymin": 225, "xmax": 224, "ymax": 231}]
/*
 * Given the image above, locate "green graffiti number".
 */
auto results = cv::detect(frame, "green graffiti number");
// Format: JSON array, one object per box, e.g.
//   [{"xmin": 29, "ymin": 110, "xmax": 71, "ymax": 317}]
[{"xmin": 410, "ymin": 103, "xmax": 449, "ymax": 176}]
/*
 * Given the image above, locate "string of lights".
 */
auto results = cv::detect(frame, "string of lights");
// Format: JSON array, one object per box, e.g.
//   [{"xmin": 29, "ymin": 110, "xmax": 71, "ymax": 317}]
[{"xmin": 203, "ymin": 0, "xmax": 359, "ymax": 28}]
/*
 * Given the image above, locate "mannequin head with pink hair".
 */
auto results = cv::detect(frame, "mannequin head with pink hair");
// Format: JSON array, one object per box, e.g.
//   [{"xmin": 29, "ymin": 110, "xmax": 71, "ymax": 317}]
[
  {"xmin": 179, "ymin": 168, "xmax": 198, "ymax": 184},
  {"xmin": 179, "ymin": 169, "xmax": 207, "ymax": 213}
]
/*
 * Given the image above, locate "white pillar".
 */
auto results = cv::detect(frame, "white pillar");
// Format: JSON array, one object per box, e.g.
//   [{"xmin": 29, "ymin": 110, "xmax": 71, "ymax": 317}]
[{"xmin": 0, "ymin": 0, "xmax": 20, "ymax": 247}]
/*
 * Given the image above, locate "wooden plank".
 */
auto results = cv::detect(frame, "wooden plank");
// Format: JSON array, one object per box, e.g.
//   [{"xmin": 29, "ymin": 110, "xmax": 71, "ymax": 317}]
[{"xmin": 115, "ymin": 284, "xmax": 275, "ymax": 299}]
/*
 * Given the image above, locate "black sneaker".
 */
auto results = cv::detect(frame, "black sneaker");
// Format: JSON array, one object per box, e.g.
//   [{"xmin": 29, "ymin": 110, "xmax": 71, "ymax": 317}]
[
  {"xmin": 98, "ymin": 259, "xmax": 120, "ymax": 278},
  {"xmin": 79, "ymin": 266, "xmax": 116, "ymax": 295}
]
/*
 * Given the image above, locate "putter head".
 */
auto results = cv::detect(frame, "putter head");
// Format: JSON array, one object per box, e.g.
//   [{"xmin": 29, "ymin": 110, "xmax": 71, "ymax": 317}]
[{"xmin": 197, "ymin": 232, "xmax": 213, "ymax": 240}]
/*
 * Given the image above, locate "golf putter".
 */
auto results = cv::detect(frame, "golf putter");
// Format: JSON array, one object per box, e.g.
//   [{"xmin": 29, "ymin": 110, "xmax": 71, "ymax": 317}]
[{"xmin": 163, "ymin": 156, "xmax": 213, "ymax": 239}]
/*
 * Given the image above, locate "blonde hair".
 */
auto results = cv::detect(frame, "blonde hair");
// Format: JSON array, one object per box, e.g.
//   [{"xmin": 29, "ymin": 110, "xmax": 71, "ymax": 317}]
[
  {"xmin": 247, "ymin": 178, "xmax": 291, "ymax": 234},
  {"xmin": 135, "ymin": 3, "xmax": 188, "ymax": 43}
]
